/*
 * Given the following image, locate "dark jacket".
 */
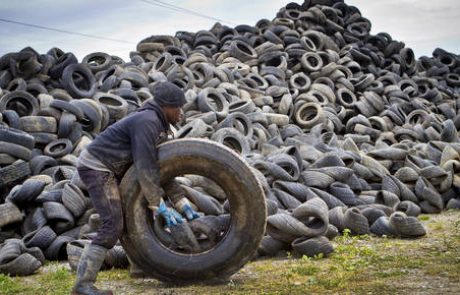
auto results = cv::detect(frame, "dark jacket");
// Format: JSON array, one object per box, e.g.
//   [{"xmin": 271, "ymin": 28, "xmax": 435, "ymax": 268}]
[{"xmin": 87, "ymin": 100, "xmax": 169, "ymax": 200}]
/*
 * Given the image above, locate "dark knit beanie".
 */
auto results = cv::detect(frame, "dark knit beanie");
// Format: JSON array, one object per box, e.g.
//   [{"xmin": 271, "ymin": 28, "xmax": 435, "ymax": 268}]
[{"xmin": 153, "ymin": 81, "xmax": 187, "ymax": 107}]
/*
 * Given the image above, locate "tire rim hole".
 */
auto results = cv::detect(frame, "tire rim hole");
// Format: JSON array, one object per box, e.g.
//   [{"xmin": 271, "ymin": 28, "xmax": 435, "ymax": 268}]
[{"xmin": 152, "ymin": 174, "xmax": 231, "ymax": 255}]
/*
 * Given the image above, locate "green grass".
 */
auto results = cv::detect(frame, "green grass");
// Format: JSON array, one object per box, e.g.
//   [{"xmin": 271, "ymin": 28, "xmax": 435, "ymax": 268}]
[
  {"xmin": 0, "ymin": 274, "xmax": 25, "ymax": 294},
  {"xmin": 35, "ymin": 264, "xmax": 74, "ymax": 294}
]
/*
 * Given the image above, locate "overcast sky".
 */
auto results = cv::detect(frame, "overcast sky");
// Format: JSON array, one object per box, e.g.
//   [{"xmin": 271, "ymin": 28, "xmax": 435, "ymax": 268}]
[{"xmin": 0, "ymin": 0, "xmax": 458, "ymax": 61}]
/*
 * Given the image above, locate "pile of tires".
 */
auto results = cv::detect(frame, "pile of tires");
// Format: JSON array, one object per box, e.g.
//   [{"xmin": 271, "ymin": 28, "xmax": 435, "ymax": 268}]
[{"xmin": 1, "ymin": 0, "xmax": 459, "ymax": 277}]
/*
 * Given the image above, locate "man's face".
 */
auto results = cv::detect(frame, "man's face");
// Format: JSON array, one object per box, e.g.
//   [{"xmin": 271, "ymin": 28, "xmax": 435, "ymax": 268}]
[{"xmin": 163, "ymin": 106, "xmax": 183, "ymax": 124}]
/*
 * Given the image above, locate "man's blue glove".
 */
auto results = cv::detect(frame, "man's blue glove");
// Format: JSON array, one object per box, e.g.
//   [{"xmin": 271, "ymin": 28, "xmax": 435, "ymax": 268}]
[
  {"xmin": 156, "ymin": 199, "xmax": 184, "ymax": 228},
  {"xmin": 183, "ymin": 202, "xmax": 200, "ymax": 221},
  {"xmin": 176, "ymin": 198, "xmax": 200, "ymax": 221}
]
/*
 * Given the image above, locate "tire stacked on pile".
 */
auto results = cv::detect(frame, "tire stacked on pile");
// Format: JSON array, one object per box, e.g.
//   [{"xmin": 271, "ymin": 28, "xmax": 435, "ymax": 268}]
[{"xmin": 1, "ymin": 0, "xmax": 460, "ymax": 278}]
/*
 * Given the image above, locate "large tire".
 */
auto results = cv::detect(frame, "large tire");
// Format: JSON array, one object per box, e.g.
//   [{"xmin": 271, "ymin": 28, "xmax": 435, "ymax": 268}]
[{"xmin": 119, "ymin": 138, "xmax": 266, "ymax": 282}]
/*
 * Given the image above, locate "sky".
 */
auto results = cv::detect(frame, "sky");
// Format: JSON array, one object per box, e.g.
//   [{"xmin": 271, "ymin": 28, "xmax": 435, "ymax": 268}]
[{"xmin": 0, "ymin": 0, "xmax": 459, "ymax": 61}]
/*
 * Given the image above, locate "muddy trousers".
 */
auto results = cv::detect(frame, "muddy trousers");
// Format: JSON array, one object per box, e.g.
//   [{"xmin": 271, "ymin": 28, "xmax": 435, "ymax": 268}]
[{"xmin": 78, "ymin": 166, "xmax": 123, "ymax": 249}]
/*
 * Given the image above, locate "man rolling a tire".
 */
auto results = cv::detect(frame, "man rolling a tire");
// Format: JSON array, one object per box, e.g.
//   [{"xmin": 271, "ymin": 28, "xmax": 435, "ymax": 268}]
[{"xmin": 71, "ymin": 81, "xmax": 199, "ymax": 295}]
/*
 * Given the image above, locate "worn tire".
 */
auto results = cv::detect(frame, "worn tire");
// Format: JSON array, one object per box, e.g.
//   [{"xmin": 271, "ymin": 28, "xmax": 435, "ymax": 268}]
[
  {"xmin": 44, "ymin": 138, "xmax": 73, "ymax": 158},
  {"xmin": 0, "ymin": 253, "xmax": 42, "ymax": 276},
  {"xmin": 0, "ymin": 202, "xmax": 23, "ymax": 228},
  {"xmin": 119, "ymin": 138, "xmax": 266, "ymax": 282},
  {"xmin": 61, "ymin": 63, "xmax": 96, "ymax": 98},
  {"xmin": 0, "ymin": 141, "xmax": 31, "ymax": 160},
  {"xmin": 0, "ymin": 160, "xmax": 31, "ymax": 186},
  {"xmin": 19, "ymin": 116, "xmax": 57, "ymax": 133},
  {"xmin": 0, "ymin": 126, "xmax": 35, "ymax": 149},
  {"xmin": 291, "ymin": 236, "xmax": 334, "ymax": 257},
  {"xmin": 0, "ymin": 90, "xmax": 39, "ymax": 117}
]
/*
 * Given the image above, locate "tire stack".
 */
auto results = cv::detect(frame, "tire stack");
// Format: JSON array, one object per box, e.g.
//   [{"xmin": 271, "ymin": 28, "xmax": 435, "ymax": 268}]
[{"xmin": 1, "ymin": 0, "xmax": 459, "ymax": 276}]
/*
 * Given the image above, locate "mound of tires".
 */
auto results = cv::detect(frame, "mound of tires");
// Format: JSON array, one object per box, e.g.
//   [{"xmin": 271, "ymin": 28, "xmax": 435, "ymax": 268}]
[{"xmin": 1, "ymin": 0, "xmax": 459, "ymax": 278}]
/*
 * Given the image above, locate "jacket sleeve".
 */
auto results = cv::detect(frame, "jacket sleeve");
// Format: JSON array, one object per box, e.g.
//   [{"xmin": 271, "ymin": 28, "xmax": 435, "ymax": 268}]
[
  {"xmin": 130, "ymin": 115, "xmax": 165, "ymax": 208},
  {"xmin": 164, "ymin": 179, "xmax": 186, "ymax": 205}
]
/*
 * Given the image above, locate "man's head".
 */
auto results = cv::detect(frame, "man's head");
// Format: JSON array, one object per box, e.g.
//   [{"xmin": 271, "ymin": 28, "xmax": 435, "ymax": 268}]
[{"xmin": 153, "ymin": 81, "xmax": 187, "ymax": 124}]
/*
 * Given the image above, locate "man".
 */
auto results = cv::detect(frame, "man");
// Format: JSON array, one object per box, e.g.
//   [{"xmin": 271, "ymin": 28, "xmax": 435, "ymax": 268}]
[{"xmin": 72, "ymin": 81, "xmax": 199, "ymax": 295}]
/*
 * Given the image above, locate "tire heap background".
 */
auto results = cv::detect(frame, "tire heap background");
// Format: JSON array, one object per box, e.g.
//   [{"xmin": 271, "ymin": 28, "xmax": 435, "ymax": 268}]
[{"xmin": 1, "ymin": 0, "xmax": 460, "ymax": 276}]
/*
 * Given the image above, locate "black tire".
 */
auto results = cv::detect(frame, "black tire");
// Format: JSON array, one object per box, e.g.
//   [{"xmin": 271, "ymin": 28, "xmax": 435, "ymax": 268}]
[
  {"xmin": 228, "ymin": 100, "xmax": 256, "ymax": 114},
  {"xmin": 8, "ymin": 178, "xmax": 46, "ymax": 206},
  {"xmin": 361, "ymin": 207, "xmax": 387, "ymax": 225},
  {"xmin": 0, "ymin": 70, "xmax": 12, "ymax": 89},
  {"xmin": 389, "ymin": 212, "xmax": 426, "ymax": 238},
  {"xmin": 61, "ymin": 63, "xmax": 96, "ymax": 98},
  {"xmin": 1, "ymin": 110, "xmax": 22, "ymax": 129},
  {"xmin": 62, "ymin": 183, "xmax": 89, "ymax": 218},
  {"xmin": 446, "ymin": 198, "xmax": 460, "ymax": 210},
  {"xmin": 118, "ymin": 69, "xmax": 149, "ymax": 88},
  {"xmin": 228, "ymin": 40, "xmax": 257, "ymax": 62},
  {"xmin": 49, "ymin": 52, "xmax": 78, "ymax": 79},
  {"xmin": 301, "ymin": 52, "xmax": 323, "ymax": 72},
  {"xmin": 44, "ymin": 138, "xmax": 73, "ymax": 158},
  {"xmin": 119, "ymin": 138, "xmax": 266, "ymax": 282},
  {"xmin": 28, "ymin": 132, "xmax": 58, "ymax": 146},
  {"xmin": 67, "ymin": 123, "xmax": 83, "ymax": 144},
  {"xmin": 37, "ymin": 107, "xmax": 62, "ymax": 122},
  {"xmin": 19, "ymin": 116, "xmax": 57, "ymax": 133},
  {"xmin": 197, "ymin": 88, "xmax": 229, "ymax": 119},
  {"xmin": 0, "ymin": 160, "xmax": 31, "ymax": 186},
  {"xmin": 295, "ymin": 102, "xmax": 326, "ymax": 129},
  {"xmin": 0, "ymin": 202, "xmax": 23, "ymax": 228},
  {"xmin": 48, "ymin": 165, "xmax": 77, "ymax": 183},
  {"xmin": 343, "ymin": 207, "xmax": 370, "ymax": 235},
  {"xmin": 181, "ymin": 186, "xmax": 224, "ymax": 216},
  {"xmin": 0, "ymin": 141, "xmax": 31, "ymax": 160},
  {"xmin": 104, "ymin": 245, "xmax": 129, "ymax": 269},
  {"xmin": 0, "ymin": 90, "xmax": 39, "ymax": 117},
  {"xmin": 22, "ymin": 225, "xmax": 57, "ymax": 249},
  {"xmin": 49, "ymin": 99, "xmax": 84, "ymax": 120},
  {"xmin": 29, "ymin": 155, "xmax": 58, "ymax": 175},
  {"xmin": 211, "ymin": 128, "xmax": 251, "ymax": 155},
  {"xmin": 0, "ymin": 153, "xmax": 16, "ymax": 165},
  {"xmin": 6, "ymin": 77, "xmax": 27, "ymax": 92},
  {"xmin": 21, "ymin": 207, "xmax": 47, "ymax": 236},
  {"xmin": 43, "ymin": 201, "xmax": 75, "ymax": 234},
  {"xmin": 19, "ymin": 239, "xmax": 46, "ymax": 265},
  {"xmin": 291, "ymin": 236, "xmax": 334, "ymax": 257},
  {"xmin": 35, "ymin": 189, "xmax": 63, "ymax": 204},
  {"xmin": 26, "ymin": 82, "xmax": 48, "ymax": 97},
  {"xmin": 57, "ymin": 112, "xmax": 77, "ymax": 138},
  {"xmin": 82, "ymin": 52, "xmax": 112, "ymax": 73},
  {"xmin": 93, "ymin": 92, "xmax": 128, "ymax": 122},
  {"xmin": 257, "ymin": 236, "xmax": 286, "ymax": 256},
  {"xmin": 0, "ymin": 238, "xmax": 22, "ymax": 263},
  {"xmin": 44, "ymin": 235, "xmax": 73, "ymax": 261},
  {"xmin": 70, "ymin": 100, "xmax": 102, "ymax": 133},
  {"xmin": 0, "ymin": 126, "xmax": 35, "ymax": 149},
  {"xmin": 216, "ymin": 112, "xmax": 253, "ymax": 138},
  {"xmin": 0, "ymin": 253, "xmax": 42, "ymax": 276}
]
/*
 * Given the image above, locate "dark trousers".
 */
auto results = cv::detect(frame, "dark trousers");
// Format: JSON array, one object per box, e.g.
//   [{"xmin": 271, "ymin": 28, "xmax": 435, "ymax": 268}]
[{"xmin": 78, "ymin": 166, "xmax": 123, "ymax": 249}]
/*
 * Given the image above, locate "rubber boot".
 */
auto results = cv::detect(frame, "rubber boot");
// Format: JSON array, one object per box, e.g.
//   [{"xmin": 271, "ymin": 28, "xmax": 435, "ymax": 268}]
[{"xmin": 71, "ymin": 244, "xmax": 113, "ymax": 295}]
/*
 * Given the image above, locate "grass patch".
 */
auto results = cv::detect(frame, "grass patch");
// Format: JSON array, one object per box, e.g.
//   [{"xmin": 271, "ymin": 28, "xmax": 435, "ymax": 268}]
[
  {"xmin": 98, "ymin": 268, "xmax": 131, "ymax": 281},
  {"xmin": 418, "ymin": 215, "xmax": 430, "ymax": 221},
  {"xmin": 35, "ymin": 264, "xmax": 74, "ymax": 294},
  {"xmin": 0, "ymin": 274, "xmax": 26, "ymax": 295},
  {"xmin": 291, "ymin": 263, "xmax": 319, "ymax": 276}
]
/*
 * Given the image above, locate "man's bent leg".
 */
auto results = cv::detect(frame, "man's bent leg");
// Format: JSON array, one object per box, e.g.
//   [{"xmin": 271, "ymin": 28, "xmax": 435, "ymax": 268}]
[{"xmin": 71, "ymin": 167, "xmax": 122, "ymax": 295}]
